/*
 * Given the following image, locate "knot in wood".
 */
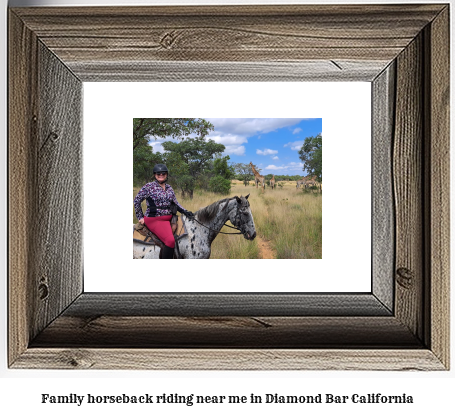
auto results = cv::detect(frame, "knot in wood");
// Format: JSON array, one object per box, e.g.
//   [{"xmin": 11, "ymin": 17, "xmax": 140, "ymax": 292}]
[
  {"xmin": 396, "ymin": 267, "xmax": 414, "ymax": 289},
  {"xmin": 38, "ymin": 281, "xmax": 49, "ymax": 300},
  {"xmin": 160, "ymin": 31, "xmax": 180, "ymax": 49},
  {"xmin": 48, "ymin": 131, "xmax": 59, "ymax": 142},
  {"xmin": 60, "ymin": 350, "xmax": 94, "ymax": 369}
]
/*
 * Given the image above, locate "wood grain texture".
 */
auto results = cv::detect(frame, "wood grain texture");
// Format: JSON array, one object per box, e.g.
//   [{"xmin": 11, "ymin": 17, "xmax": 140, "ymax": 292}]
[
  {"xmin": 393, "ymin": 34, "xmax": 424, "ymax": 340},
  {"xmin": 70, "ymin": 60, "xmax": 389, "ymax": 82},
  {"xmin": 425, "ymin": 7, "xmax": 450, "ymax": 368},
  {"xmin": 31, "ymin": 316, "xmax": 421, "ymax": 348},
  {"xmin": 8, "ymin": 11, "xmax": 38, "ymax": 366},
  {"xmin": 372, "ymin": 63, "xmax": 395, "ymax": 312},
  {"xmin": 8, "ymin": 4, "xmax": 450, "ymax": 370},
  {"xmin": 9, "ymin": 12, "xmax": 84, "ymax": 366},
  {"xmin": 11, "ymin": 5, "xmax": 444, "ymax": 82},
  {"xmin": 32, "ymin": 42, "xmax": 83, "ymax": 339},
  {"xmin": 62, "ymin": 293, "xmax": 392, "ymax": 317},
  {"xmin": 13, "ymin": 349, "xmax": 445, "ymax": 371}
]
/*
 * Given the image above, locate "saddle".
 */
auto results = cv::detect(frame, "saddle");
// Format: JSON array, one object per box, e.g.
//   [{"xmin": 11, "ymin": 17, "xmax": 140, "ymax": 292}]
[{"xmin": 133, "ymin": 215, "xmax": 188, "ymax": 258}]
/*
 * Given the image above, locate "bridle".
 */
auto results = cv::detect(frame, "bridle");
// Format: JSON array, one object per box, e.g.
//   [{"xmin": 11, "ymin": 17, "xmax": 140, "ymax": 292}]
[
  {"xmin": 182, "ymin": 197, "xmax": 251, "ymax": 236},
  {"xmin": 188, "ymin": 216, "xmax": 243, "ymax": 235},
  {"xmin": 229, "ymin": 202, "xmax": 252, "ymax": 236}
]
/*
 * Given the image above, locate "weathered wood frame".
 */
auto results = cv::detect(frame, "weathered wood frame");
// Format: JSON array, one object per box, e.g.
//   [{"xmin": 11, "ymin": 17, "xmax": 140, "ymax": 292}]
[{"xmin": 8, "ymin": 5, "xmax": 449, "ymax": 370}]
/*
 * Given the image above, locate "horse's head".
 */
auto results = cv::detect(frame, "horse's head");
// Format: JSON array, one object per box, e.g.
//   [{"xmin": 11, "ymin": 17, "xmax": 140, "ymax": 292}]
[{"xmin": 230, "ymin": 194, "xmax": 256, "ymax": 240}]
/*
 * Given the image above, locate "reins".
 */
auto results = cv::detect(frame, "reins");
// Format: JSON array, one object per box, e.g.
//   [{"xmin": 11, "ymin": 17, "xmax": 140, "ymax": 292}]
[
  {"xmin": 179, "ymin": 196, "xmax": 248, "ymax": 236},
  {"xmin": 186, "ymin": 216, "xmax": 243, "ymax": 235}
]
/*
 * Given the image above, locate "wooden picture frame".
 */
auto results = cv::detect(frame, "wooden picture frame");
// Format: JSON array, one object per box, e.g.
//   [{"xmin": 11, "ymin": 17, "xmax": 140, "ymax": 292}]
[{"xmin": 8, "ymin": 4, "xmax": 449, "ymax": 370}]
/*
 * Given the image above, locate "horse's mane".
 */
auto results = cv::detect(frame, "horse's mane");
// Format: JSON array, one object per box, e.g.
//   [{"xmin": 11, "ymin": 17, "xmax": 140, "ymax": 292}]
[{"xmin": 196, "ymin": 197, "xmax": 233, "ymax": 224}]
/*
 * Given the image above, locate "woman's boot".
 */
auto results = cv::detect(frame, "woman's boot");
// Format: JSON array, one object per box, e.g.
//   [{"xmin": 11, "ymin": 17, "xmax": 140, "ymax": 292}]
[{"xmin": 161, "ymin": 245, "xmax": 174, "ymax": 259}]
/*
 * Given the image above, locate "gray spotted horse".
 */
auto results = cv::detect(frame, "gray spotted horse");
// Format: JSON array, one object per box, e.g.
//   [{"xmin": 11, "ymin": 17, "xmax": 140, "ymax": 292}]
[{"xmin": 133, "ymin": 194, "xmax": 256, "ymax": 259}]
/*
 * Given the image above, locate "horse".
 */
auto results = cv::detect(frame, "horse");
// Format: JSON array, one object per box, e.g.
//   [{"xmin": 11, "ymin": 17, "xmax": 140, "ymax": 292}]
[{"xmin": 133, "ymin": 194, "xmax": 256, "ymax": 259}]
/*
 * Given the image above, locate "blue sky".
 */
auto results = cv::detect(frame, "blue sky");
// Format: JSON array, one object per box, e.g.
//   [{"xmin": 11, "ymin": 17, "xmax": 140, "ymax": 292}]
[{"xmin": 149, "ymin": 118, "xmax": 322, "ymax": 176}]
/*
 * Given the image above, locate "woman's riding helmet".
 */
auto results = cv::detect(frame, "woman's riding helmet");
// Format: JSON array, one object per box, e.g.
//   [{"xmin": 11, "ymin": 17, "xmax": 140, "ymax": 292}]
[{"xmin": 153, "ymin": 164, "xmax": 168, "ymax": 174}]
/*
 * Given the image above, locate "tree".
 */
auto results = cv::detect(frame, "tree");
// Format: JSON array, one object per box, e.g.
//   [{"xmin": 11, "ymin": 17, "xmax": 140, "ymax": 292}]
[
  {"xmin": 208, "ymin": 176, "xmax": 231, "ymax": 195},
  {"xmin": 133, "ymin": 118, "xmax": 214, "ymax": 187},
  {"xmin": 133, "ymin": 118, "xmax": 214, "ymax": 150},
  {"xmin": 208, "ymin": 156, "xmax": 235, "ymax": 195},
  {"xmin": 212, "ymin": 157, "xmax": 235, "ymax": 180},
  {"xmin": 298, "ymin": 133, "xmax": 322, "ymax": 181},
  {"xmin": 162, "ymin": 137, "xmax": 226, "ymax": 199},
  {"xmin": 163, "ymin": 150, "xmax": 193, "ymax": 197},
  {"xmin": 233, "ymin": 163, "xmax": 254, "ymax": 186},
  {"xmin": 133, "ymin": 145, "xmax": 163, "ymax": 187}
]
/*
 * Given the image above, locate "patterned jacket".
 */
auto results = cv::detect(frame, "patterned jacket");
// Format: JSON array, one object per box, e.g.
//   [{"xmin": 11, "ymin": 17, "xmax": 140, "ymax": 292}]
[{"xmin": 134, "ymin": 181, "xmax": 187, "ymax": 220}]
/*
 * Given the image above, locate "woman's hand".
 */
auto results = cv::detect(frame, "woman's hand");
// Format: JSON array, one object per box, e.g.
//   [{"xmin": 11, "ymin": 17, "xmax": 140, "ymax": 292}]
[
  {"xmin": 184, "ymin": 211, "xmax": 195, "ymax": 220},
  {"xmin": 139, "ymin": 218, "xmax": 145, "ymax": 224}
]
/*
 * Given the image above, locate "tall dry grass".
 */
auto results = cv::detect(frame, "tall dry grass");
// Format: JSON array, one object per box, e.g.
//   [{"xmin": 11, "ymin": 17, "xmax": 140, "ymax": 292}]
[
  {"xmin": 133, "ymin": 181, "xmax": 322, "ymax": 259},
  {"xmin": 247, "ymin": 186, "xmax": 322, "ymax": 258}
]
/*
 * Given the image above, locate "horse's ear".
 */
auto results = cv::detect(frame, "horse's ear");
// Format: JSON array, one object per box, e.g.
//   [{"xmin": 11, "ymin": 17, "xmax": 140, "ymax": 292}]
[
  {"xmin": 245, "ymin": 193, "xmax": 250, "ymax": 199},
  {"xmin": 235, "ymin": 196, "xmax": 241, "ymax": 203}
]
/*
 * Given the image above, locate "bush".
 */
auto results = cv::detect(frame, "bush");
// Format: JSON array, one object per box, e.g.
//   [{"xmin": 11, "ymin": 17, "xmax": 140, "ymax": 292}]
[{"xmin": 208, "ymin": 175, "xmax": 231, "ymax": 195}]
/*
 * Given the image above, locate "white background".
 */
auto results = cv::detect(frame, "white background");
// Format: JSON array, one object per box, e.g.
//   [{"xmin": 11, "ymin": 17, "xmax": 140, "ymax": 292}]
[
  {"xmin": 84, "ymin": 82, "xmax": 371, "ymax": 292},
  {"xmin": 1, "ymin": 0, "xmax": 454, "ymax": 414}
]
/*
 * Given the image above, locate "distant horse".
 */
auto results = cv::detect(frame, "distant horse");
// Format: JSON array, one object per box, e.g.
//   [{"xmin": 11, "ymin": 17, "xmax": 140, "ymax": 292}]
[{"xmin": 133, "ymin": 194, "xmax": 256, "ymax": 259}]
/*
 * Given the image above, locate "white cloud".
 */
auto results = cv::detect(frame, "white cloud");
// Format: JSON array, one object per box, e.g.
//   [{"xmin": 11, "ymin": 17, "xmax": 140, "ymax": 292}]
[
  {"xmin": 264, "ymin": 162, "xmax": 304, "ymax": 173},
  {"xmin": 208, "ymin": 133, "xmax": 248, "ymax": 156},
  {"xmin": 264, "ymin": 164, "xmax": 286, "ymax": 170},
  {"xmin": 293, "ymin": 127, "xmax": 302, "ymax": 134},
  {"xmin": 210, "ymin": 134, "xmax": 247, "ymax": 146},
  {"xmin": 256, "ymin": 148, "xmax": 278, "ymax": 156},
  {"xmin": 148, "ymin": 136, "xmax": 183, "ymax": 153},
  {"xmin": 224, "ymin": 145, "xmax": 246, "ymax": 156},
  {"xmin": 272, "ymin": 156, "xmax": 279, "ymax": 160},
  {"xmin": 149, "ymin": 141, "xmax": 165, "ymax": 153},
  {"xmin": 204, "ymin": 118, "xmax": 308, "ymax": 157},
  {"xmin": 207, "ymin": 118, "xmax": 304, "ymax": 137},
  {"xmin": 284, "ymin": 140, "xmax": 304, "ymax": 151}
]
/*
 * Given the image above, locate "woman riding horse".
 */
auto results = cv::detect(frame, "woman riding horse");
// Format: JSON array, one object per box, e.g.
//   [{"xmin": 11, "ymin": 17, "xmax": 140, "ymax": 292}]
[{"xmin": 133, "ymin": 164, "xmax": 194, "ymax": 259}]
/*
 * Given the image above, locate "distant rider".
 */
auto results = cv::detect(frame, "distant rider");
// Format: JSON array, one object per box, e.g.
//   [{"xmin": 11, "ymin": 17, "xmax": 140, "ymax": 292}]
[{"xmin": 134, "ymin": 164, "xmax": 194, "ymax": 259}]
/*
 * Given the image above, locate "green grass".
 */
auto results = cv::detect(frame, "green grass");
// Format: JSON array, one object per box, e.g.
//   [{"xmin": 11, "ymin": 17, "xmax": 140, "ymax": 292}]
[{"xmin": 133, "ymin": 184, "xmax": 322, "ymax": 259}]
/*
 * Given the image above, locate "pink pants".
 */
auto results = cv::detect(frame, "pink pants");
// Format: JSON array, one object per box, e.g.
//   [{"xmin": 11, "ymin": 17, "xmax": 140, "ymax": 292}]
[{"xmin": 143, "ymin": 215, "xmax": 175, "ymax": 248}]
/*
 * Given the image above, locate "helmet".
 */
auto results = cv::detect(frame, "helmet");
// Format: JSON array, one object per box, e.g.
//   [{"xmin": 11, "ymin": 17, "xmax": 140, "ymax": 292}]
[{"xmin": 153, "ymin": 164, "xmax": 168, "ymax": 174}]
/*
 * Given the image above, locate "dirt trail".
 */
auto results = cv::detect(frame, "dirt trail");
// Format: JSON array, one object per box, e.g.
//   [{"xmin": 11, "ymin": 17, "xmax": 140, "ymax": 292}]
[
  {"xmin": 254, "ymin": 199, "xmax": 276, "ymax": 259},
  {"xmin": 255, "ymin": 234, "xmax": 276, "ymax": 259}
]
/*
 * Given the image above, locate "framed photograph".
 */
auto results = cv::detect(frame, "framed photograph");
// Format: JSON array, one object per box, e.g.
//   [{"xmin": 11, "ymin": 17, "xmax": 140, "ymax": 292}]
[
  {"xmin": 84, "ymin": 83, "xmax": 370, "ymax": 293},
  {"xmin": 8, "ymin": 4, "xmax": 449, "ymax": 370}
]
